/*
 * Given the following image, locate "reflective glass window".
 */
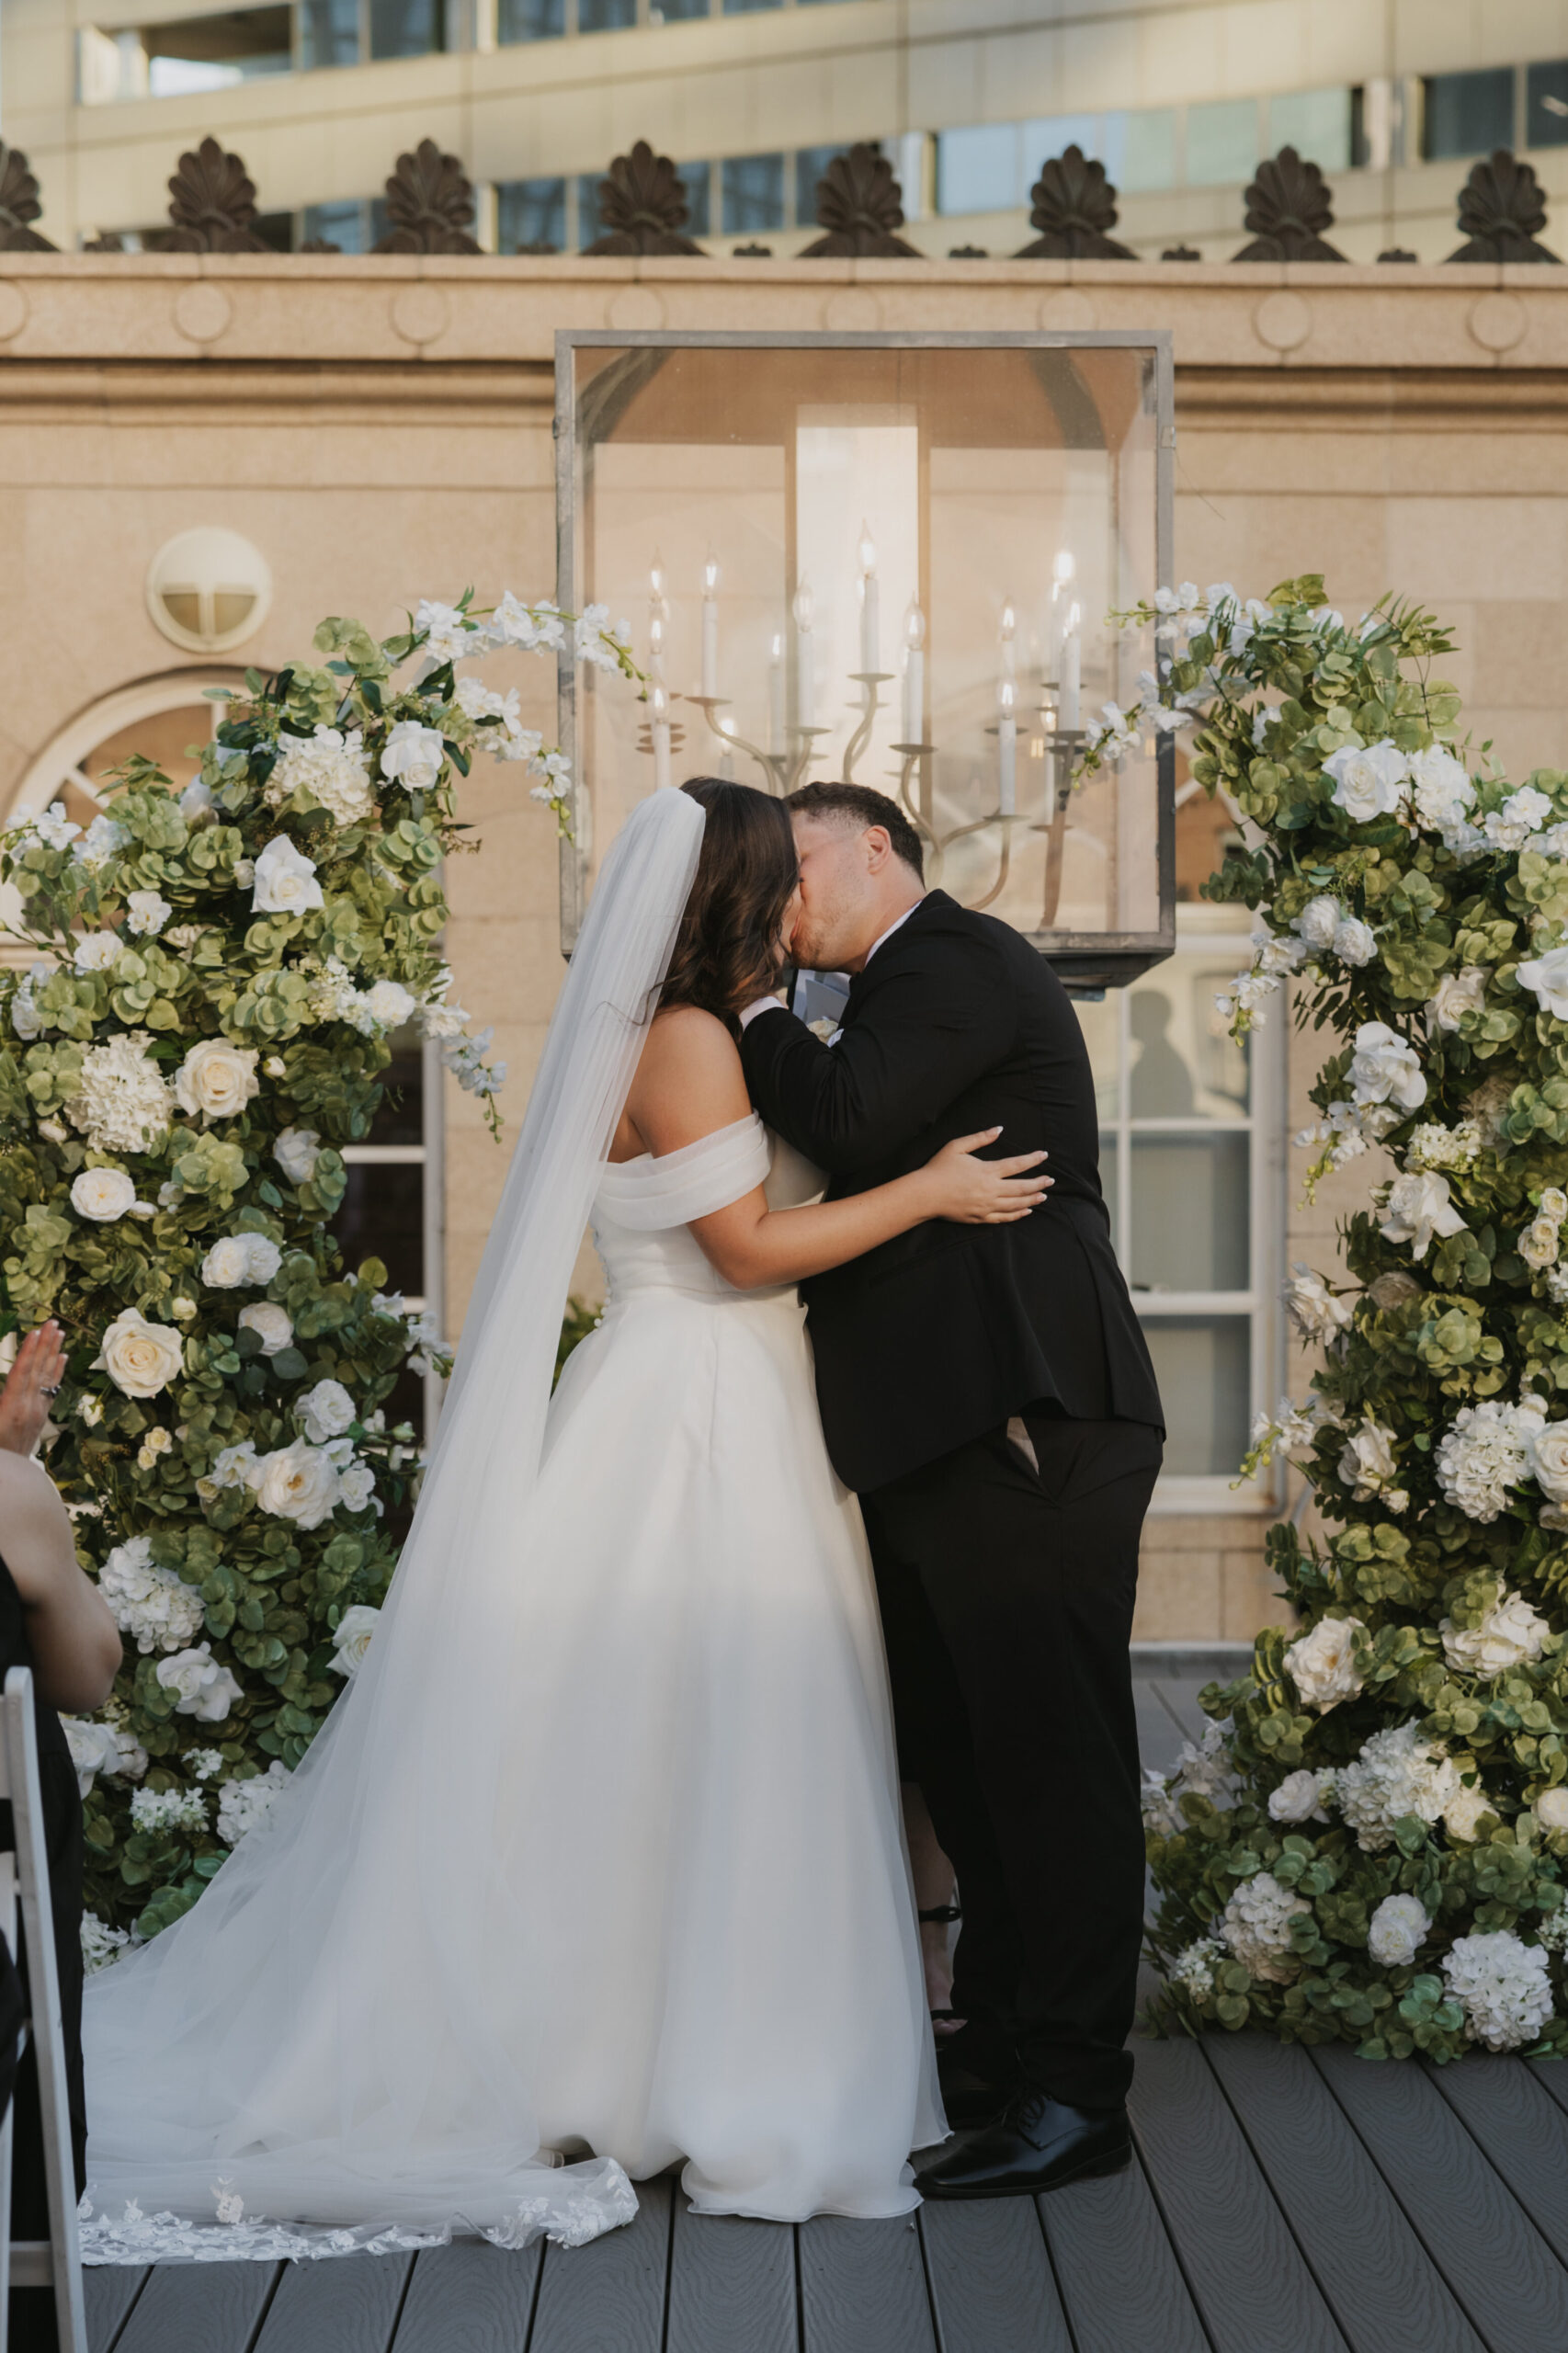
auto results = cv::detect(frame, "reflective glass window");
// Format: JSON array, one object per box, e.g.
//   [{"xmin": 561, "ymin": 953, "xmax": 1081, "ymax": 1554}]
[
  {"xmin": 1185, "ymin": 97, "xmax": 1260, "ymax": 186},
  {"xmin": 497, "ymin": 177, "xmax": 567, "ymax": 253},
  {"xmin": 722, "ymin": 153, "xmax": 784, "ymax": 234},
  {"xmin": 1527, "ymin": 59, "xmax": 1568, "ymax": 148},
  {"xmin": 1423, "ymin": 67, "xmax": 1515, "ymax": 159}
]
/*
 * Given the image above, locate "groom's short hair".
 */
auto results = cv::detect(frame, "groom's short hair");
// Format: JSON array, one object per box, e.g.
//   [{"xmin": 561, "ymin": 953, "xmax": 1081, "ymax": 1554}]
[{"xmin": 785, "ymin": 783, "xmax": 925, "ymax": 881}]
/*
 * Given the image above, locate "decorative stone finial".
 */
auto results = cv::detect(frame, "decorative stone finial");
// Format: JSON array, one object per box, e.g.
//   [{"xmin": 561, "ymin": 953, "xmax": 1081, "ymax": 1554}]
[
  {"xmin": 583, "ymin": 142, "xmax": 705, "ymax": 256},
  {"xmin": 1015, "ymin": 146, "xmax": 1132, "ymax": 259},
  {"xmin": 801, "ymin": 144, "xmax": 921, "ymax": 258},
  {"xmin": 1448, "ymin": 151, "xmax": 1558, "ymax": 262},
  {"xmin": 162, "ymin": 137, "xmax": 268, "ymax": 253},
  {"xmin": 1161, "ymin": 244, "xmax": 1201, "ymax": 261},
  {"xmin": 1232, "ymin": 148, "xmax": 1345, "ymax": 261},
  {"xmin": 372, "ymin": 140, "xmax": 481, "ymax": 255},
  {"xmin": 949, "ymin": 243, "xmax": 989, "ymax": 259},
  {"xmin": 0, "ymin": 142, "xmax": 55, "ymax": 251}
]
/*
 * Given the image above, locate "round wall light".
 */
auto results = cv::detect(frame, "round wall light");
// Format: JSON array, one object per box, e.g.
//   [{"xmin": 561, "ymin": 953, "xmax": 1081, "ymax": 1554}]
[{"xmin": 145, "ymin": 527, "xmax": 272, "ymax": 654}]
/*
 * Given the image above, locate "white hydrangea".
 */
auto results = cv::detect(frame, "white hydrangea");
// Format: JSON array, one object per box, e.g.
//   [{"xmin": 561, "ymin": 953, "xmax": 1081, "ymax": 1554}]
[
  {"xmin": 1367, "ymin": 1892, "xmax": 1431, "ymax": 1966},
  {"xmin": 62, "ymin": 1029, "xmax": 173, "ymax": 1152},
  {"xmin": 129, "ymin": 1785, "xmax": 209, "ymax": 1835},
  {"xmin": 1168, "ymin": 1938, "xmax": 1224, "ymax": 2002},
  {"xmin": 265, "ymin": 725, "xmax": 376, "ymax": 824},
  {"xmin": 97, "ymin": 1534, "xmax": 205, "ymax": 1654},
  {"xmin": 1439, "ymin": 1589, "xmax": 1551, "ymax": 1679},
  {"xmin": 1285, "ymin": 1616, "xmax": 1366, "ymax": 1711},
  {"xmin": 1267, "ymin": 1768, "xmax": 1337, "ymax": 1824},
  {"xmin": 186, "ymin": 1746, "xmax": 225, "ymax": 1779},
  {"xmin": 1220, "ymin": 1871, "xmax": 1311, "ymax": 1983},
  {"xmin": 1284, "ymin": 1264, "xmax": 1355, "ymax": 1345},
  {"xmin": 1336, "ymin": 1721, "xmax": 1461, "ymax": 1852},
  {"xmin": 216, "ymin": 1759, "xmax": 291, "ymax": 1846},
  {"xmin": 1443, "ymin": 1781, "xmax": 1495, "ymax": 1843},
  {"xmin": 1436, "ymin": 1398, "xmax": 1547, "ymax": 1521},
  {"xmin": 1404, "ymin": 1120, "xmax": 1482, "ymax": 1173},
  {"xmin": 1442, "ymin": 1930, "xmax": 1555, "ymax": 2051},
  {"xmin": 362, "ymin": 977, "xmax": 415, "ymax": 1030}
]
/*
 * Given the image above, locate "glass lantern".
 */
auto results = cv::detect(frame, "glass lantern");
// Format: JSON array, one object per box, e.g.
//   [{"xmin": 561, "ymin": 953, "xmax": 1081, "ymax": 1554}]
[{"xmin": 555, "ymin": 330, "xmax": 1175, "ymax": 991}]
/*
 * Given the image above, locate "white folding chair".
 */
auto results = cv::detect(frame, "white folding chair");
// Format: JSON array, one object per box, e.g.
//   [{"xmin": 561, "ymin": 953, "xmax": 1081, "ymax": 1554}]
[{"xmin": 0, "ymin": 1666, "xmax": 87, "ymax": 2353}]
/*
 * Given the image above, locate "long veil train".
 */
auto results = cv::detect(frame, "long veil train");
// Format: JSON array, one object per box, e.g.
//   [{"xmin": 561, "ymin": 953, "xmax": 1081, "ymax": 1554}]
[{"xmin": 81, "ymin": 789, "xmax": 707, "ymax": 2259}]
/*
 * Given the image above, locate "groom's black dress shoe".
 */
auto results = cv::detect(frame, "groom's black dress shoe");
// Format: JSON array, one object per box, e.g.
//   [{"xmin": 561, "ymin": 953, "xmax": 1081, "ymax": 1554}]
[{"xmin": 915, "ymin": 2091, "xmax": 1132, "ymax": 2200}]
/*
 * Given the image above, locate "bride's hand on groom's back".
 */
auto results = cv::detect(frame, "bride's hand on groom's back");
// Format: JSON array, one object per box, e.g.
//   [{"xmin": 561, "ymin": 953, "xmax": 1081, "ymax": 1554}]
[{"xmin": 921, "ymin": 1129, "xmax": 1051, "ymax": 1224}]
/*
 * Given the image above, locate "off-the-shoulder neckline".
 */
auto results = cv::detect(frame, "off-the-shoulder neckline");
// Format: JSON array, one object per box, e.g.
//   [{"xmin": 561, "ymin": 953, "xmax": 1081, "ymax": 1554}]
[{"xmin": 602, "ymin": 1109, "xmax": 764, "ymax": 1175}]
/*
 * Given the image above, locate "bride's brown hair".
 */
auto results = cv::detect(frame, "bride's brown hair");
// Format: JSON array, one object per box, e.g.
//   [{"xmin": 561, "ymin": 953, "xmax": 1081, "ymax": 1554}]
[{"xmin": 660, "ymin": 779, "xmax": 799, "ymax": 1030}]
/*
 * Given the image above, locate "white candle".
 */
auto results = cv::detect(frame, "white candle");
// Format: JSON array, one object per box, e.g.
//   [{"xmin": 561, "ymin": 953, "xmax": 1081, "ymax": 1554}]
[
  {"xmin": 1000, "ymin": 597, "xmax": 1017, "ymax": 686},
  {"xmin": 768, "ymin": 631, "xmax": 785, "ymax": 754},
  {"xmin": 998, "ymin": 677, "xmax": 1017, "ymax": 816},
  {"xmin": 793, "ymin": 578, "xmax": 814, "ymax": 731},
  {"xmin": 901, "ymin": 597, "xmax": 926, "ymax": 744},
  {"xmin": 701, "ymin": 551, "xmax": 720, "ymax": 699},
  {"xmin": 1062, "ymin": 600, "xmax": 1081, "ymax": 733},
  {"xmin": 650, "ymin": 680, "xmax": 672, "ymax": 791},
  {"xmin": 858, "ymin": 522, "xmax": 879, "ymax": 676},
  {"xmin": 1051, "ymin": 549, "xmax": 1074, "ymax": 678}
]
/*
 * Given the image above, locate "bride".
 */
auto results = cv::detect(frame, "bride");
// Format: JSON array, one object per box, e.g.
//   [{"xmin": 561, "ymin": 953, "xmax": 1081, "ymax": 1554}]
[{"xmin": 81, "ymin": 779, "xmax": 1048, "ymax": 2257}]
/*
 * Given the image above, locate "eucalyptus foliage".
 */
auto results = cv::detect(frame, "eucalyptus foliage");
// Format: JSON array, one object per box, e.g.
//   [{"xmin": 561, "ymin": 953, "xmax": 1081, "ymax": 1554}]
[
  {"xmin": 1084, "ymin": 576, "xmax": 1568, "ymax": 2058},
  {"xmin": 0, "ymin": 593, "xmax": 633, "ymax": 1951}
]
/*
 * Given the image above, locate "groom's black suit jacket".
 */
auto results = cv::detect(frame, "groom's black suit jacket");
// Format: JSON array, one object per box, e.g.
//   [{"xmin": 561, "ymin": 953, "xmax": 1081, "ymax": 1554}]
[{"xmin": 740, "ymin": 891, "xmax": 1163, "ymax": 1494}]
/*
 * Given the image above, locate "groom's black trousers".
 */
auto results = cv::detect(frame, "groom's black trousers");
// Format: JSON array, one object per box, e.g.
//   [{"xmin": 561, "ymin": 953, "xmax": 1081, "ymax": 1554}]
[{"xmin": 861, "ymin": 1410, "xmax": 1162, "ymax": 2112}]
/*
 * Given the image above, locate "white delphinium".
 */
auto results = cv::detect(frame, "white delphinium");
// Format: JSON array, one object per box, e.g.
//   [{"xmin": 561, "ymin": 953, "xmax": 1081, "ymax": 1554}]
[
  {"xmin": 1367, "ymin": 1893, "xmax": 1432, "ymax": 1966},
  {"xmin": 97, "ymin": 1535, "xmax": 205, "ymax": 1655},
  {"xmin": 10, "ymin": 959, "xmax": 54, "ymax": 1040},
  {"xmin": 216, "ymin": 1760, "xmax": 291, "ymax": 1846},
  {"xmin": 1153, "ymin": 580, "xmax": 1206, "ymax": 643},
  {"xmin": 1483, "ymin": 785, "xmax": 1554, "ymax": 854},
  {"xmin": 414, "ymin": 597, "xmax": 482, "ymax": 664},
  {"xmin": 273, "ymin": 1126, "xmax": 320, "ymax": 1183},
  {"xmin": 1336, "ymin": 1721, "xmax": 1461, "ymax": 1852},
  {"xmin": 63, "ymin": 1030, "xmax": 173, "ymax": 1152},
  {"xmin": 1337, "ymin": 1418, "xmax": 1407, "ymax": 1511},
  {"xmin": 1408, "ymin": 745, "xmax": 1478, "ymax": 846},
  {"xmin": 154, "ymin": 1642, "xmax": 244, "ymax": 1722},
  {"xmin": 1267, "ymin": 1768, "xmax": 1337, "ymax": 1824},
  {"xmin": 1082, "ymin": 703, "xmax": 1141, "ymax": 765},
  {"xmin": 1285, "ymin": 1264, "xmax": 1355, "ymax": 1346},
  {"xmin": 1141, "ymin": 1720, "xmax": 1235, "ymax": 1834},
  {"xmin": 1442, "ymin": 1931, "xmax": 1555, "ymax": 2051},
  {"xmin": 201, "ymin": 1232, "xmax": 283, "ymax": 1289},
  {"xmin": 438, "ymin": 1024, "xmax": 506, "ymax": 1100},
  {"xmin": 1439, "ymin": 1589, "xmax": 1551, "ymax": 1678},
  {"xmin": 175, "ymin": 1038, "xmax": 260, "ymax": 1127},
  {"xmin": 1380, "ymin": 1169, "xmax": 1469, "ymax": 1261},
  {"xmin": 186, "ymin": 1746, "xmax": 226, "ymax": 1779},
  {"xmin": 265, "ymin": 724, "xmax": 377, "ymax": 824},
  {"xmin": 73, "ymin": 814, "xmax": 130, "ymax": 872},
  {"xmin": 1220, "ymin": 1871, "xmax": 1311, "ymax": 1983},
  {"xmin": 573, "ymin": 601, "xmax": 631, "ymax": 672},
  {"xmin": 1169, "ymin": 1938, "xmax": 1225, "ymax": 2002},
  {"xmin": 1324, "ymin": 739, "xmax": 1408, "ymax": 824},
  {"xmin": 328, "ymin": 1603, "xmax": 381, "ymax": 1677},
  {"xmin": 479, "ymin": 589, "xmax": 567, "ymax": 654},
  {"xmin": 250, "ymin": 835, "xmax": 324, "ymax": 915},
  {"xmin": 404, "ymin": 1309, "xmax": 453, "ymax": 1377},
  {"xmin": 1348, "ymin": 1021, "xmax": 1426, "ymax": 1113},
  {"xmin": 25, "ymin": 801, "xmax": 80, "ymax": 852},
  {"xmin": 81, "ymin": 1914, "xmax": 131, "ymax": 1974},
  {"xmin": 1296, "ymin": 1097, "xmax": 1403, "ymax": 1173},
  {"xmin": 1285, "ymin": 1615, "xmax": 1366, "ymax": 1711},
  {"xmin": 1404, "ymin": 1120, "xmax": 1482, "ymax": 1173},
  {"xmin": 129, "ymin": 1784, "xmax": 209, "ymax": 1834},
  {"xmin": 1436, "ymin": 1398, "xmax": 1547, "ymax": 1521},
  {"xmin": 1248, "ymin": 1392, "xmax": 1339, "ymax": 1471},
  {"xmin": 1426, "ymin": 967, "xmax": 1488, "ymax": 1034},
  {"xmin": 125, "ymin": 889, "xmax": 173, "ymax": 937},
  {"xmin": 1517, "ymin": 944, "xmax": 1568, "ymax": 1020}
]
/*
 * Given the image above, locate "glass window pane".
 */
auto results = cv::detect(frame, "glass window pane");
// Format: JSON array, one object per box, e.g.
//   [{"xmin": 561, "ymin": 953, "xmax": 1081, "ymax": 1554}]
[
  {"xmin": 676, "ymin": 161, "xmax": 711, "ymax": 237},
  {"xmin": 1129, "ymin": 964, "xmax": 1249, "ymax": 1120},
  {"xmin": 579, "ymin": 0, "xmax": 636, "ymax": 28},
  {"xmin": 369, "ymin": 0, "xmax": 445, "ymax": 59},
  {"xmin": 300, "ymin": 0, "xmax": 360, "ymax": 67},
  {"xmin": 723, "ymin": 0, "xmax": 782, "ymax": 13},
  {"xmin": 1021, "ymin": 116, "xmax": 1100, "ymax": 178},
  {"xmin": 937, "ymin": 124, "xmax": 1021, "ymax": 215},
  {"xmin": 370, "ymin": 1031, "xmax": 424, "ymax": 1146},
  {"xmin": 1101, "ymin": 108, "xmax": 1176, "ymax": 193},
  {"xmin": 1185, "ymin": 97, "xmax": 1259, "ymax": 186},
  {"xmin": 302, "ymin": 199, "xmax": 367, "ymax": 252},
  {"xmin": 1268, "ymin": 86, "xmax": 1351, "ymax": 172},
  {"xmin": 1424, "ymin": 67, "xmax": 1514, "ymax": 159},
  {"xmin": 337, "ymin": 1163, "xmax": 424, "ymax": 1296},
  {"xmin": 653, "ymin": 0, "xmax": 709, "ymax": 18},
  {"xmin": 1131, "ymin": 1135, "xmax": 1250, "ymax": 1292},
  {"xmin": 498, "ymin": 0, "xmax": 565, "ymax": 36},
  {"xmin": 1141, "ymin": 1317, "xmax": 1251, "ymax": 1476},
  {"xmin": 1527, "ymin": 60, "xmax": 1568, "ymax": 147},
  {"xmin": 722, "ymin": 153, "xmax": 784, "ymax": 234},
  {"xmin": 1073, "ymin": 995, "xmax": 1120, "ymax": 1122},
  {"xmin": 497, "ymin": 176, "xmax": 566, "ymax": 252},
  {"xmin": 577, "ymin": 175, "xmax": 602, "ymax": 247},
  {"xmin": 795, "ymin": 144, "xmax": 842, "ymax": 227}
]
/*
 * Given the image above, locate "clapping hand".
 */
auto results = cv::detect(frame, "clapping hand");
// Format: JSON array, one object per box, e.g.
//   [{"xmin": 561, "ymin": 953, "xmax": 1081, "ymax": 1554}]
[{"xmin": 0, "ymin": 1320, "xmax": 66, "ymax": 1457}]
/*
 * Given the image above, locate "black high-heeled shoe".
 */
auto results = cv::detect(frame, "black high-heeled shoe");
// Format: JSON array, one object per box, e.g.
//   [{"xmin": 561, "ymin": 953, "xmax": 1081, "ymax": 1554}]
[{"xmin": 918, "ymin": 1901, "xmax": 964, "ymax": 2036}]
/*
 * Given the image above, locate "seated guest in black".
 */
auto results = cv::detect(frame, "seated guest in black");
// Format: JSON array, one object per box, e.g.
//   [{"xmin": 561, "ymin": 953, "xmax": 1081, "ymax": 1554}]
[
  {"xmin": 740, "ymin": 784, "xmax": 1164, "ymax": 2201},
  {"xmin": 0, "ymin": 1323, "xmax": 122, "ymax": 2351}
]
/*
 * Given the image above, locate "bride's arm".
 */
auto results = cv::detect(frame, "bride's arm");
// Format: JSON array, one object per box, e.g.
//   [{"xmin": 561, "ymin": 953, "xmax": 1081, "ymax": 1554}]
[{"xmin": 626, "ymin": 1008, "xmax": 1049, "ymax": 1293}]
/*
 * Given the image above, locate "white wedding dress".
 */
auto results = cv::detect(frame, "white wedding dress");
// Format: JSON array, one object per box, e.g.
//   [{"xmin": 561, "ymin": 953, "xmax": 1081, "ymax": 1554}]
[{"xmin": 80, "ymin": 787, "xmax": 941, "ymax": 2262}]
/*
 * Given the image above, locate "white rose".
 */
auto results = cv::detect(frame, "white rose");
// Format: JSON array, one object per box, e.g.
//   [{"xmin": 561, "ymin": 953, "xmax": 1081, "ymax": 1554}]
[
  {"xmin": 1426, "ymin": 967, "xmax": 1488, "ymax": 1033},
  {"xmin": 1381, "ymin": 1169, "xmax": 1468, "ymax": 1261},
  {"xmin": 1543, "ymin": 1188, "xmax": 1568, "ymax": 1223},
  {"xmin": 179, "ymin": 778, "xmax": 214, "ymax": 818},
  {"xmin": 1324, "ymin": 739, "xmax": 1408, "ymax": 823},
  {"xmin": 91, "ymin": 1307, "xmax": 185, "ymax": 1399},
  {"xmin": 336, "ymin": 1459, "xmax": 377, "ymax": 1514},
  {"xmin": 328, "ymin": 1603, "xmax": 381, "ymax": 1676},
  {"xmin": 70, "ymin": 1166, "xmax": 137, "ymax": 1222},
  {"xmin": 1285, "ymin": 1615, "xmax": 1367, "ymax": 1711},
  {"xmin": 126, "ymin": 890, "xmax": 172, "ymax": 937},
  {"xmin": 296, "ymin": 1378, "xmax": 357, "ymax": 1445},
  {"xmin": 1440, "ymin": 1589, "xmax": 1551, "ymax": 1679},
  {"xmin": 1332, "ymin": 915, "xmax": 1377, "ymax": 968},
  {"xmin": 238, "ymin": 1302, "xmax": 293, "ymax": 1357},
  {"xmin": 1521, "ymin": 1215, "xmax": 1561, "ymax": 1271},
  {"xmin": 255, "ymin": 1443, "xmax": 341, "ymax": 1530},
  {"xmin": 1267, "ymin": 1768, "xmax": 1332, "ymax": 1824},
  {"xmin": 154, "ymin": 1641, "xmax": 244, "ymax": 1722},
  {"xmin": 62, "ymin": 1717, "xmax": 122, "ymax": 1797},
  {"xmin": 1409, "ymin": 745, "xmax": 1477, "ymax": 836},
  {"xmin": 251, "ymin": 835, "xmax": 324, "ymax": 915},
  {"xmin": 201, "ymin": 1232, "xmax": 281, "ymax": 1289},
  {"xmin": 381, "ymin": 719, "xmax": 448, "ymax": 793},
  {"xmin": 1444, "ymin": 1784, "xmax": 1494, "ymax": 1843},
  {"xmin": 1338, "ymin": 1420, "xmax": 1402, "ymax": 1504},
  {"xmin": 233, "ymin": 858, "xmax": 256, "ymax": 888},
  {"xmin": 1517, "ymin": 945, "xmax": 1568, "ymax": 1020},
  {"xmin": 273, "ymin": 1126, "xmax": 321, "ymax": 1184},
  {"xmin": 363, "ymin": 978, "xmax": 415, "ymax": 1030},
  {"xmin": 174, "ymin": 1038, "xmax": 259, "ymax": 1126},
  {"xmin": 1536, "ymin": 1788, "xmax": 1568, "ymax": 1833},
  {"xmin": 1349, "ymin": 1021, "xmax": 1426, "ymax": 1112},
  {"xmin": 1284, "ymin": 1264, "xmax": 1355, "ymax": 1345},
  {"xmin": 72, "ymin": 931, "xmax": 122, "ymax": 975},
  {"xmin": 1293, "ymin": 894, "xmax": 1343, "ymax": 951},
  {"xmin": 1529, "ymin": 1422, "xmax": 1568, "ymax": 1503},
  {"xmin": 1368, "ymin": 1893, "xmax": 1431, "ymax": 1967}
]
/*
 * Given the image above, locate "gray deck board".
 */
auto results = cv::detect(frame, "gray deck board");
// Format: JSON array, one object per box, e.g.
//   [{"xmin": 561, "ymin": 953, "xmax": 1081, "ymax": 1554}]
[
  {"xmin": 664, "ymin": 2197, "xmax": 796, "ymax": 2353},
  {"xmin": 798, "ymin": 2214, "xmax": 936, "ymax": 2353},
  {"xmin": 1313, "ymin": 2042, "xmax": 1568, "ymax": 2353},
  {"xmin": 1037, "ymin": 2154, "xmax": 1211, "ymax": 2353},
  {"xmin": 109, "ymin": 2257, "xmax": 282, "ymax": 2353},
  {"xmin": 1204, "ymin": 2034, "xmax": 1484, "ymax": 2353},
  {"xmin": 1151, "ymin": 1676, "xmax": 1210, "ymax": 1745},
  {"xmin": 253, "ymin": 2247, "xmax": 413, "ymax": 2353},
  {"xmin": 1134, "ymin": 1677, "xmax": 1187, "ymax": 1778},
  {"xmin": 528, "ymin": 2177, "xmax": 671, "ymax": 2353},
  {"xmin": 917, "ymin": 2196, "xmax": 1074, "ymax": 2353},
  {"xmin": 391, "ymin": 2242, "xmax": 541, "ymax": 2353},
  {"xmin": 1131, "ymin": 2034, "xmax": 1345, "ymax": 2353},
  {"xmin": 1425, "ymin": 2056, "xmax": 1568, "ymax": 2271},
  {"xmin": 1527, "ymin": 2055, "xmax": 1568, "ymax": 2121},
  {"xmin": 85, "ymin": 2264, "xmax": 149, "ymax": 2353}
]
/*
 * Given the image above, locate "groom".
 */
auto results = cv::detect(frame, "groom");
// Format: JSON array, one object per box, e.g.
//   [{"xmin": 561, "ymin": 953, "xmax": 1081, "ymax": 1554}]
[{"xmin": 739, "ymin": 782, "xmax": 1164, "ymax": 2200}]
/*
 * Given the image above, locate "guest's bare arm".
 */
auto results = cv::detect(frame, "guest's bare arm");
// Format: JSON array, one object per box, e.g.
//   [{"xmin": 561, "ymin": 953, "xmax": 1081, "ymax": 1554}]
[{"xmin": 0, "ymin": 1452, "xmax": 122, "ymax": 1712}]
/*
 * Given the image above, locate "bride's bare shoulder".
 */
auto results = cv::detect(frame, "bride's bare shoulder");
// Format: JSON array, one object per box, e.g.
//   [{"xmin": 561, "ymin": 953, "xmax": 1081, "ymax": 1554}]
[
  {"xmin": 631, "ymin": 1005, "xmax": 750, "ymax": 1149},
  {"xmin": 643, "ymin": 1004, "xmax": 740, "ymax": 1069}
]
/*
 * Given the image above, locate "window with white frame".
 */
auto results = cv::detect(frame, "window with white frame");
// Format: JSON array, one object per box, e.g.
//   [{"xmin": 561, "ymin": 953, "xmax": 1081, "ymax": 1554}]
[
  {"xmin": 335, "ymin": 1028, "xmax": 446, "ymax": 1442},
  {"xmin": 1074, "ymin": 904, "xmax": 1281, "ymax": 1506}
]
